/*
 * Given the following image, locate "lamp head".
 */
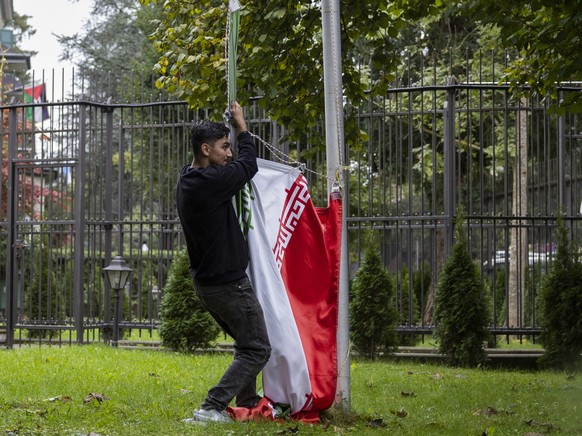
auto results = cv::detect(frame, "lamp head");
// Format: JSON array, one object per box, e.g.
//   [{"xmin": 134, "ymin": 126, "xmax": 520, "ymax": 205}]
[{"xmin": 103, "ymin": 256, "xmax": 132, "ymax": 290}]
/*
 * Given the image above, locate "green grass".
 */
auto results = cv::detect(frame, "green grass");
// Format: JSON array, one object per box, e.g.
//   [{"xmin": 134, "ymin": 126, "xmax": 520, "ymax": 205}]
[{"xmin": 0, "ymin": 345, "xmax": 580, "ymax": 435}]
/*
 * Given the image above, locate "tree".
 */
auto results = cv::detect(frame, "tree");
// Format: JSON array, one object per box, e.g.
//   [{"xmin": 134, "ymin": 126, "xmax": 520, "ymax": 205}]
[
  {"xmin": 58, "ymin": 0, "xmax": 162, "ymax": 102},
  {"xmin": 158, "ymin": 249, "xmax": 220, "ymax": 352},
  {"xmin": 463, "ymin": 0, "xmax": 582, "ymax": 114},
  {"xmin": 350, "ymin": 247, "xmax": 398, "ymax": 359},
  {"xmin": 538, "ymin": 214, "xmax": 582, "ymax": 372},
  {"xmin": 142, "ymin": 0, "xmax": 413, "ymax": 148},
  {"xmin": 433, "ymin": 215, "xmax": 490, "ymax": 367}
]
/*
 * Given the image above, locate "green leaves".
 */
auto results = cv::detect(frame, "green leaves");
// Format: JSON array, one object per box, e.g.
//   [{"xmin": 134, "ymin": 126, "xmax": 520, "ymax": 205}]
[{"xmin": 465, "ymin": 0, "xmax": 582, "ymax": 113}]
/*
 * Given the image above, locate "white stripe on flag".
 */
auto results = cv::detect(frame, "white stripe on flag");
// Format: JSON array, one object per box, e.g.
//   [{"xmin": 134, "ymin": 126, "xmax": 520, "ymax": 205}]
[{"xmin": 247, "ymin": 159, "xmax": 312, "ymax": 412}]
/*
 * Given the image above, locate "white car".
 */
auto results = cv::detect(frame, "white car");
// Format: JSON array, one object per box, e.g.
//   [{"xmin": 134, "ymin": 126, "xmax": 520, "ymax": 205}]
[{"xmin": 483, "ymin": 250, "xmax": 551, "ymax": 269}]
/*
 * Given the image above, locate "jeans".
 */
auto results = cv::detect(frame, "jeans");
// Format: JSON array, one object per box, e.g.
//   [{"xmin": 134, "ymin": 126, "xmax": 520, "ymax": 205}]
[{"xmin": 194, "ymin": 276, "xmax": 271, "ymax": 411}]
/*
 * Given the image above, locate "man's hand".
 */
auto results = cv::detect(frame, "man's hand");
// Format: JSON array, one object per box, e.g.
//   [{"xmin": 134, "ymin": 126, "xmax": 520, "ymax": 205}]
[{"xmin": 230, "ymin": 101, "xmax": 248, "ymax": 133}]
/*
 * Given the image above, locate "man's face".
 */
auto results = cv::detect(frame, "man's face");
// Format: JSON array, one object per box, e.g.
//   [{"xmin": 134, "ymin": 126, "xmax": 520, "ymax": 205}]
[{"xmin": 206, "ymin": 135, "xmax": 233, "ymax": 166}]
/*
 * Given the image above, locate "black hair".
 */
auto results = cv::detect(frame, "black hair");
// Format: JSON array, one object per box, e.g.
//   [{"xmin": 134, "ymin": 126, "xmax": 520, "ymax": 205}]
[{"xmin": 190, "ymin": 120, "xmax": 230, "ymax": 157}]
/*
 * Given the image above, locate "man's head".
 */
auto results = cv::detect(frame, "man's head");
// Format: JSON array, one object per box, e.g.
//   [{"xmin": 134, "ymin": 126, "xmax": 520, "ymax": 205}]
[{"xmin": 190, "ymin": 121, "xmax": 232, "ymax": 167}]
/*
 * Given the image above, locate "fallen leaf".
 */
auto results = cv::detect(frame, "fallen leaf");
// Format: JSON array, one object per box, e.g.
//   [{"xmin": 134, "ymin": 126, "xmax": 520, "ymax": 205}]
[
  {"xmin": 83, "ymin": 393, "xmax": 110, "ymax": 403},
  {"xmin": 540, "ymin": 422, "xmax": 555, "ymax": 431},
  {"xmin": 391, "ymin": 408, "xmax": 408, "ymax": 418},
  {"xmin": 366, "ymin": 418, "xmax": 387, "ymax": 428},
  {"xmin": 473, "ymin": 407, "xmax": 498, "ymax": 417},
  {"xmin": 433, "ymin": 373, "xmax": 444, "ymax": 380}
]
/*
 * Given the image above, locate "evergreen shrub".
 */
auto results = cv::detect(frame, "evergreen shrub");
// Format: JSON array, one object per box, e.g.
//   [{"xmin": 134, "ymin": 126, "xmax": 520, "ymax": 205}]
[
  {"xmin": 539, "ymin": 214, "xmax": 582, "ymax": 372},
  {"xmin": 158, "ymin": 249, "xmax": 219, "ymax": 352},
  {"xmin": 434, "ymin": 217, "xmax": 490, "ymax": 367},
  {"xmin": 350, "ymin": 248, "xmax": 398, "ymax": 359}
]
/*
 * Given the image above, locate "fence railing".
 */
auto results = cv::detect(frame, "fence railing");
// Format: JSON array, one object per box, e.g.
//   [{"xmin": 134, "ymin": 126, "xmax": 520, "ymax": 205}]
[{"xmin": 1, "ymin": 72, "xmax": 581, "ymax": 347}]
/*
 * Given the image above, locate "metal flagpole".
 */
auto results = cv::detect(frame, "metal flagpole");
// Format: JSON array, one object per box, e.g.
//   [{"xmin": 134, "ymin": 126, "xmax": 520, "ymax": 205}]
[{"xmin": 321, "ymin": 0, "xmax": 350, "ymax": 410}]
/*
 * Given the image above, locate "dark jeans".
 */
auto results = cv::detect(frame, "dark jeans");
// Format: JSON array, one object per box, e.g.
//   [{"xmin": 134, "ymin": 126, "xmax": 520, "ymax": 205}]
[{"xmin": 194, "ymin": 276, "xmax": 271, "ymax": 411}]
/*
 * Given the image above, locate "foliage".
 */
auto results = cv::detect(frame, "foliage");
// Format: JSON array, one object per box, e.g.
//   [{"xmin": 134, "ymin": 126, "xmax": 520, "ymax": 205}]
[
  {"xmin": 142, "ymin": 0, "xmax": 413, "ymax": 149},
  {"xmin": 464, "ymin": 0, "xmax": 582, "ymax": 113},
  {"xmin": 489, "ymin": 267, "xmax": 507, "ymax": 327},
  {"xmin": 26, "ymin": 230, "xmax": 58, "ymax": 339},
  {"xmin": 538, "ymin": 214, "xmax": 582, "ymax": 372},
  {"xmin": 350, "ymin": 247, "xmax": 398, "ymax": 359},
  {"xmin": 58, "ymin": 0, "xmax": 162, "ymax": 102},
  {"xmin": 158, "ymin": 248, "xmax": 220, "ymax": 352},
  {"xmin": 0, "ymin": 115, "xmax": 63, "ymax": 221},
  {"xmin": 434, "ymin": 215, "xmax": 490, "ymax": 367}
]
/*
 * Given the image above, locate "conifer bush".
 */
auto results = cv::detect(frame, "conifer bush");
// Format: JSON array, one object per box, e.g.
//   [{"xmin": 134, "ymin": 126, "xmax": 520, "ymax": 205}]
[
  {"xmin": 433, "ymin": 218, "xmax": 490, "ymax": 367},
  {"xmin": 158, "ymin": 249, "xmax": 220, "ymax": 352},
  {"xmin": 538, "ymin": 214, "xmax": 582, "ymax": 371},
  {"xmin": 350, "ymin": 248, "xmax": 398, "ymax": 359}
]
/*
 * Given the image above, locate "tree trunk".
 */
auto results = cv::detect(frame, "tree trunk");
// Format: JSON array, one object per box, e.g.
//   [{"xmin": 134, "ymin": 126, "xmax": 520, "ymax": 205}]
[{"xmin": 507, "ymin": 98, "xmax": 529, "ymax": 330}]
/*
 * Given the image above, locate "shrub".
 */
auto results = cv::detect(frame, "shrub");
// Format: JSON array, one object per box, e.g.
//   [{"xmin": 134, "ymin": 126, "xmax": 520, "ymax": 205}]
[
  {"xmin": 158, "ymin": 249, "xmax": 219, "ymax": 352},
  {"xmin": 538, "ymin": 214, "xmax": 582, "ymax": 372},
  {"xmin": 27, "ymin": 230, "xmax": 58, "ymax": 339},
  {"xmin": 434, "ymin": 217, "xmax": 490, "ymax": 367},
  {"xmin": 350, "ymin": 248, "xmax": 398, "ymax": 359}
]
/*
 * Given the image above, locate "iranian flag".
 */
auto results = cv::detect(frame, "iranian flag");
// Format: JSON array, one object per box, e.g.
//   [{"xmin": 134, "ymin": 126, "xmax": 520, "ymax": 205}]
[
  {"xmin": 237, "ymin": 158, "xmax": 342, "ymax": 417},
  {"xmin": 23, "ymin": 83, "xmax": 50, "ymax": 122}
]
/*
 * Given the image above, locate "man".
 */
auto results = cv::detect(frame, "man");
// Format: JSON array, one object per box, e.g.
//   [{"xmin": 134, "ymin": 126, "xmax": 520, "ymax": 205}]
[{"xmin": 176, "ymin": 101, "xmax": 271, "ymax": 424}]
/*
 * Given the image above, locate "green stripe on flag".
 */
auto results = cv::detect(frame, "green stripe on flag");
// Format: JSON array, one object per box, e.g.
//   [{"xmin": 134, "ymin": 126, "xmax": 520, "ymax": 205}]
[{"xmin": 228, "ymin": 6, "xmax": 240, "ymax": 103}]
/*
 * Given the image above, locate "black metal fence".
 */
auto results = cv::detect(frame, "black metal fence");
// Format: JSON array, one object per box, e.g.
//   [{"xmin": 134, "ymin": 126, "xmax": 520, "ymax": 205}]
[{"xmin": 1, "ymin": 65, "xmax": 581, "ymax": 347}]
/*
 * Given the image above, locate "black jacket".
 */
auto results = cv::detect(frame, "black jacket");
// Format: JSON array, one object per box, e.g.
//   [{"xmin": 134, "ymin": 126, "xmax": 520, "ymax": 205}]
[{"xmin": 176, "ymin": 131, "xmax": 257, "ymax": 285}]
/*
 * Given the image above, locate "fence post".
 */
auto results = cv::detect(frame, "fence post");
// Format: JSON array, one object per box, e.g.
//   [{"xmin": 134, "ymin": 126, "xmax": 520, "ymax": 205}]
[
  {"xmin": 74, "ymin": 105, "xmax": 87, "ymax": 343},
  {"xmin": 5, "ymin": 107, "xmax": 18, "ymax": 348},
  {"xmin": 103, "ymin": 105, "xmax": 115, "ymax": 343},
  {"xmin": 443, "ymin": 79, "xmax": 456, "ymax": 256},
  {"xmin": 557, "ymin": 94, "xmax": 572, "ymax": 219}
]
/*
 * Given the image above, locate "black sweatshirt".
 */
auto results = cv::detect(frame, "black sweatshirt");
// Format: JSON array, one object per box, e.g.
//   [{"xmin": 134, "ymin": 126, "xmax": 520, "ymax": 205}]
[{"xmin": 176, "ymin": 131, "xmax": 257, "ymax": 285}]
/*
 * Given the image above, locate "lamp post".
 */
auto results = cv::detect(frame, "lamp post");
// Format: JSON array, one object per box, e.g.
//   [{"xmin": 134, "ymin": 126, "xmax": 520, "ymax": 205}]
[{"xmin": 103, "ymin": 256, "xmax": 132, "ymax": 347}]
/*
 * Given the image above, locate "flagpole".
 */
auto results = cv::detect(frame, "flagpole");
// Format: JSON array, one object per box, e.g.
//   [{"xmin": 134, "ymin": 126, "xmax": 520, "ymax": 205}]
[{"xmin": 321, "ymin": 0, "xmax": 350, "ymax": 410}]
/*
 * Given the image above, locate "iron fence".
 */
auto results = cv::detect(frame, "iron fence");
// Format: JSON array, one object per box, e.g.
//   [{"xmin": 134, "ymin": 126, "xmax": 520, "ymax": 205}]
[{"xmin": 1, "ymin": 66, "xmax": 581, "ymax": 348}]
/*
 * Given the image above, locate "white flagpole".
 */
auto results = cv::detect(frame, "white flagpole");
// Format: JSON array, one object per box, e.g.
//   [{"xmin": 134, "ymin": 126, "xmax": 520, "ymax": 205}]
[{"xmin": 321, "ymin": 0, "xmax": 350, "ymax": 410}]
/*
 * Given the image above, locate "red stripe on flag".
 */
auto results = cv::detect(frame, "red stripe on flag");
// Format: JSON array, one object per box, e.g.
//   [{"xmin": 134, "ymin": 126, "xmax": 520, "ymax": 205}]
[{"xmin": 277, "ymin": 178, "xmax": 342, "ymax": 412}]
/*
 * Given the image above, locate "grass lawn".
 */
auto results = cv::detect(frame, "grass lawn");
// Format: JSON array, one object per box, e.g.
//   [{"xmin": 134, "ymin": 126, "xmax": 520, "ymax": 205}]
[{"xmin": 0, "ymin": 345, "xmax": 580, "ymax": 435}]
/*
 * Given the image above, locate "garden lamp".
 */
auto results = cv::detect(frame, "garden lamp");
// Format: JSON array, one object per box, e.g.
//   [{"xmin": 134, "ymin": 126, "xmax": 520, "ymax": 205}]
[{"xmin": 103, "ymin": 256, "xmax": 132, "ymax": 347}]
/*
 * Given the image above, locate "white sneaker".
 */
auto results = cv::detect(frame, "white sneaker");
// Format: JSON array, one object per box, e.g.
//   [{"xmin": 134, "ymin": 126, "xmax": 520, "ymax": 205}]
[{"xmin": 183, "ymin": 408, "xmax": 232, "ymax": 425}]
